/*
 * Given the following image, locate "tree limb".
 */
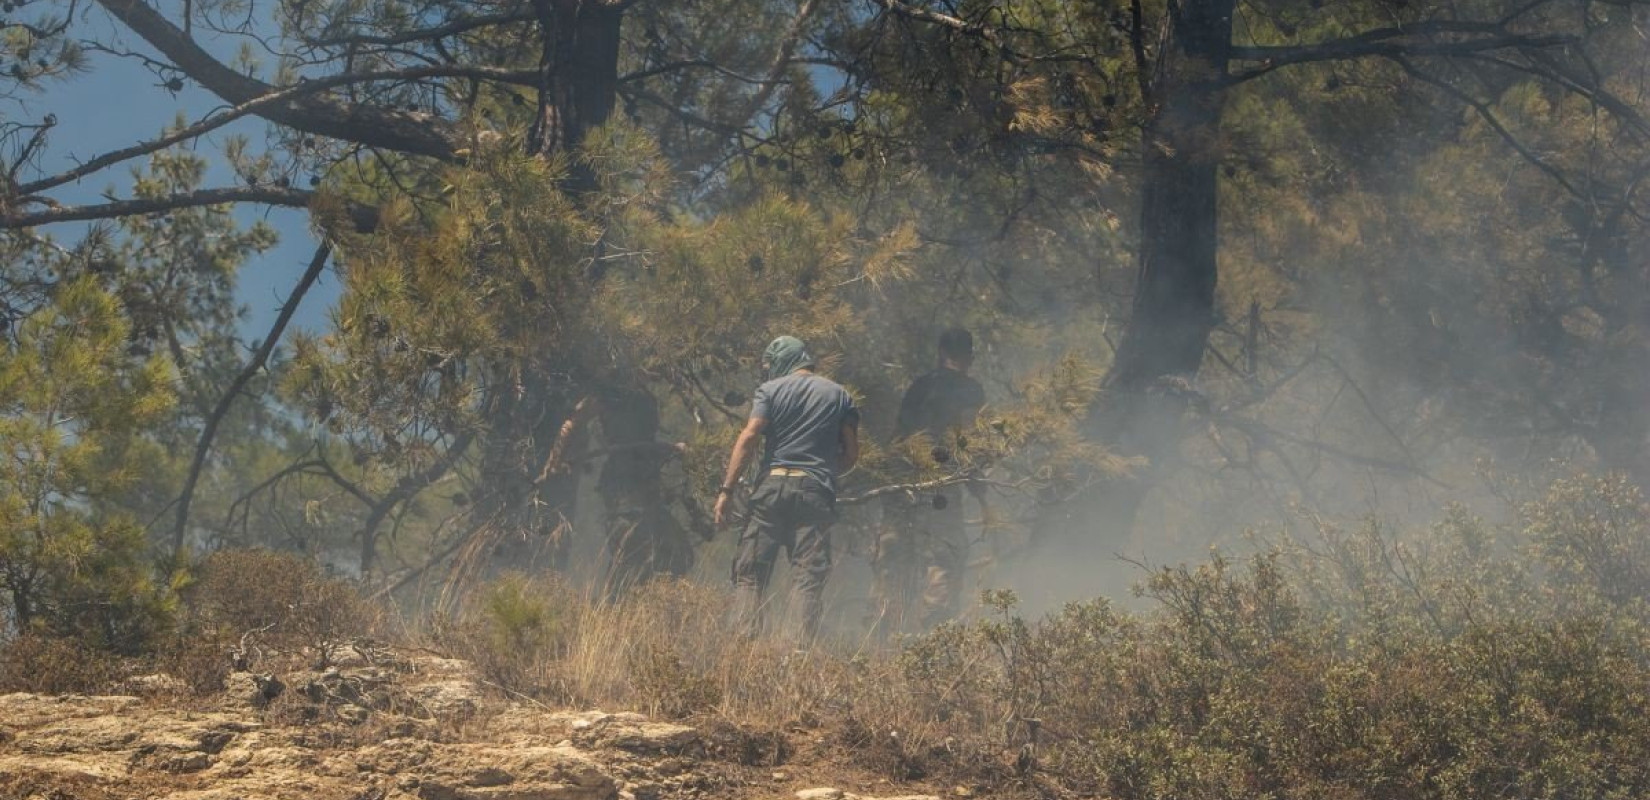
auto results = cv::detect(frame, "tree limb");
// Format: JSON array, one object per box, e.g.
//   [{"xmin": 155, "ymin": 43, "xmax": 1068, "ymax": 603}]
[
  {"xmin": 1, "ymin": 186, "xmax": 380, "ymax": 231},
  {"xmin": 621, "ymin": 59, "xmax": 779, "ymax": 87},
  {"xmin": 867, "ymin": 0, "xmax": 1002, "ymax": 46},
  {"xmin": 1227, "ymin": 29, "xmax": 1572, "ymax": 84},
  {"xmin": 1466, "ymin": 51, "xmax": 1650, "ymax": 138},
  {"xmin": 1391, "ymin": 56, "xmax": 1584, "ymax": 200},
  {"xmin": 300, "ymin": 10, "xmax": 535, "ymax": 49},
  {"xmin": 218, "ymin": 453, "xmax": 374, "ymax": 537},
  {"xmin": 358, "ymin": 429, "xmax": 476, "ymax": 576},
  {"xmin": 734, "ymin": 0, "xmax": 823, "ymax": 125},
  {"xmin": 172, "ymin": 242, "xmax": 332, "ymax": 557},
  {"xmin": 94, "ymin": 0, "xmax": 467, "ymax": 160},
  {"xmin": 1213, "ymin": 414, "xmax": 1452, "ymax": 489},
  {"xmin": 17, "ymin": 65, "xmax": 536, "ymax": 196},
  {"xmin": 534, "ymin": 395, "xmax": 597, "ymax": 484}
]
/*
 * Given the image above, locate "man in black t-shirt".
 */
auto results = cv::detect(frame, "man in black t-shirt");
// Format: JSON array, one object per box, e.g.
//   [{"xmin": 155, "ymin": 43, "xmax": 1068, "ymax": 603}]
[
  {"xmin": 596, "ymin": 387, "xmax": 693, "ymax": 600},
  {"xmin": 872, "ymin": 328, "xmax": 986, "ymax": 636}
]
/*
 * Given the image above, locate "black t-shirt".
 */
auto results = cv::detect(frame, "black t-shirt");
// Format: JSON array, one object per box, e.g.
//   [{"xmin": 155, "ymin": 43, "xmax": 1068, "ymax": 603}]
[
  {"xmin": 894, "ymin": 367, "xmax": 985, "ymax": 441},
  {"xmin": 598, "ymin": 389, "xmax": 663, "ymax": 495}
]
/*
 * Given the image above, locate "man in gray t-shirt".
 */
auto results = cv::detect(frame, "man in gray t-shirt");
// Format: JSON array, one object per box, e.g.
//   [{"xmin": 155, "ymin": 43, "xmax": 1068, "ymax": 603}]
[{"xmin": 715, "ymin": 335, "xmax": 860, "ymax": 641}]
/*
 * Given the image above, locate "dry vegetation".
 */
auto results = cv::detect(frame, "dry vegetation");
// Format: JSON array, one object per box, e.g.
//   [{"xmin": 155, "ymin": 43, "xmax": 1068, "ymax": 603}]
[{"xmin": 6, "ymin": 473, "xmax": 1650, "ymax": 799}]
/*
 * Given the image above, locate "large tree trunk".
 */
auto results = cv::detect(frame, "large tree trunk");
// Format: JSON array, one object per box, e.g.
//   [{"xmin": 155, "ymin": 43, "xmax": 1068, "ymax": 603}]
[
  {"xmin": 1105, "ymin": 0, "xmax": 1233, "ymax": 421},
  {"xmin": 1036, "ymin": 0, "xmax": 1235, "ymax": 571},
  {"xmin": 527, "ymin": 0, "xmax": 623, "ymax": 165},
  {"xmin": 470, "ymin": 1, "xmax": 625, "ymax": 574},
  {"xmin": 1579, "ymin": 210, "xmax": 1650, "ymax": 490}
]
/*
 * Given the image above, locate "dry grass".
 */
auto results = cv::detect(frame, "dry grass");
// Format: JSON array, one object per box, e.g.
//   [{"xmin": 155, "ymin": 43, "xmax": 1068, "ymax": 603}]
[
  {"xmin": 415, "ymin": 475, "xmax": 1650, "ymax": 799},
  {"xmin": 423, "ymin": 574, "xmax": 996, "ymax": 782},
  {"xmin": 10, "ymin": 475, "xmax": 1650, "ymax": 799}
]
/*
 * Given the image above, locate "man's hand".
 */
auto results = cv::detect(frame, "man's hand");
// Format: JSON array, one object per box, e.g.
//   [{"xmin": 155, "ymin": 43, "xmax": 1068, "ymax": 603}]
[
  {"xmin": 716, "ymin": 416, "xmax": 766, "ymax": 528},
  {"xmin": 714, "ymin": 491, "xmax": 733, "ymax": 527}
]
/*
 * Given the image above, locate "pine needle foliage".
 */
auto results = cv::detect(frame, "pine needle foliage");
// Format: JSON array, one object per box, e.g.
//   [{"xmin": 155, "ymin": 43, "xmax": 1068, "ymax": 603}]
[{"xmin": 0, "ymin": 278, "xmax": 179, "ymax": 651}]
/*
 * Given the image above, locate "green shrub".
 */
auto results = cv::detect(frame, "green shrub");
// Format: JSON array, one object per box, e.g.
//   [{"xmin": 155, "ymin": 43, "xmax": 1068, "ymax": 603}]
[
  {"xmin": 879, "ymin": 473, "xmax": 1650, "ymax": 798},
  {"xmin": 437, "ymin": 572, "xmax": 576, "ymax": 698},
  {"xmin": 481, "ymin": 572, "xmax": 566, "ymax": 656}
]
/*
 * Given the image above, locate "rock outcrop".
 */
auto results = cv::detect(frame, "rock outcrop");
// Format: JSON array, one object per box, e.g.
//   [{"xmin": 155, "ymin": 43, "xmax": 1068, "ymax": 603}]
[{"xmin": 0, "ymin": 650, "xmax": 947, "ymax": 800}]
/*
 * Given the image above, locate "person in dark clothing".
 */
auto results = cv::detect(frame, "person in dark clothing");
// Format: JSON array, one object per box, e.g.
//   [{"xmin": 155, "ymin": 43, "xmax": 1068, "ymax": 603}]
[
  {"xmin": 595, "ymin": 387, "xmax": 694, "ymax": 600},
  {"xmin": 715, "ymin": 336, "xmax": 860, "ymax": 642},
  {"xmin": 872, "ymin": 327, "xmax": 986, "ymax": 636}
]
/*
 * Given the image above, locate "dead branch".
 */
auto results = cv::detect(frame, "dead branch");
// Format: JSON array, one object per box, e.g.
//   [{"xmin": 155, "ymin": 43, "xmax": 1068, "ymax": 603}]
[
  {"xmin": 868, "ymin": 0, "xmax": 1005, "ymax": 49},
  {"xmin": 839, "ymin": 474, "xmax": 1029, "ymax": 505},
  {"xmin": 220, "ymin": 450, "xmax": 376, "ymax": 537},
  {"xmin": 358, "ymin": 429, "xmax": 477, "ymax": 577},
  {"xmin": 1214, "ymin": 414, "xmax": 1453, "ymax": 489},
  {"xmin": 535, "ymin": 395, "xmax": 598, "ymax": 484}
]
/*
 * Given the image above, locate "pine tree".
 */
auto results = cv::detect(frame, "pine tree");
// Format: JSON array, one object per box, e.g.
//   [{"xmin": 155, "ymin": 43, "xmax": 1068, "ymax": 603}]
[{"xmin": 0, "ymin": 278, "xmax": 178, "ymax": 649}]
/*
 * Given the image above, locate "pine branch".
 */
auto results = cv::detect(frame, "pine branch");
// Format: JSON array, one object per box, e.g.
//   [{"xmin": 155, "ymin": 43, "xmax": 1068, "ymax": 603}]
[
  {"xmin": 1227, "ymin": 27, "xmax": 1572, "ymax": 84},
  {"xmin": 93, "ymin": 0, "xmax": 469, "ymax": 160},
  {"xmin": 1, "ymin": 186, "xmax": 380, "ymax": 231},
  {"xmin": 299, "ymin": 10, "xmax": 535, "ymax": 48},
  {"xmin": 18, "ymin": 65, "xmax": 535, "ymax": 196}
]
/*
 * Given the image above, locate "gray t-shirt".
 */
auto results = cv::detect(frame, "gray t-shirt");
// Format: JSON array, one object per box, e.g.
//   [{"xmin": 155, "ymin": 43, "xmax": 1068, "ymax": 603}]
[{"xmin": 750, "ymin": 372, "xmax": 860, "ymax": 493}]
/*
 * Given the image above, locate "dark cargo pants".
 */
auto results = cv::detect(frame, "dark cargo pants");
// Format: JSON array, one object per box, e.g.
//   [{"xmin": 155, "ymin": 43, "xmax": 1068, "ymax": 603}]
[
  {"xmin": 731, "ymin": 474, "xmax": 836, "ymax": 642},
  {"xmin": 870, "ymin": 484, "xmax": 967, "ymax": 636},
  {"xmin": 601, "ymin": 490, "xmax": 693, "ymax": 601}
]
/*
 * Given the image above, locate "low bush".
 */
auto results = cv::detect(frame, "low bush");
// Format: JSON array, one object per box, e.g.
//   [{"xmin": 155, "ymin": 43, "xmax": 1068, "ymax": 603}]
[
  {"xmin": 425, "ymin": 473, "xmax": 1650, "ymax": 798},
  {"xmin": 186, "ymin": 549, "xmax": 377, "ymax": 670},
  {"xmin": 863, "ymin": 473, "xmax": 1650, "ymax": 798},
  {"xmin": 11, "ymin": 475, "xmax": 1650, "ymax": 800},
  {"xmin": 0, "ymin": 632, "xmax": 126, "ymax": 694}
]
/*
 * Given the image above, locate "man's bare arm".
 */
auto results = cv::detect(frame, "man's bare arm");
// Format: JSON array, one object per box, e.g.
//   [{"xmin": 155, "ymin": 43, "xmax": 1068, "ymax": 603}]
[
  {"xmin": 715, "ymin": 416, "xmax": 767, "ymax": 525},
  {"xmin": 839, "ymin": 420, "xmax": 860, "ymax": 473},
  {"xmin": 721, "ymin": 417, "xmax": 767, "ymax": 490}
]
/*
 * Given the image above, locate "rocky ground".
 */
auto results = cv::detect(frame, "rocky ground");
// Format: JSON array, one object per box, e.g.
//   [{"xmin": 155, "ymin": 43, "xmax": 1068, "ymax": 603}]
[{"xmin": 0, "ymin": 649, "xmax": 954, "ymax": 800}]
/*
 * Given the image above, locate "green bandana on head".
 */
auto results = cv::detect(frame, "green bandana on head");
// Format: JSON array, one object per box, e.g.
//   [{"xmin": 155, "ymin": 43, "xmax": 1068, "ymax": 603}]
[{"xmin": 763, "ymin": 336, "xmax": 815, "ymax": 381}]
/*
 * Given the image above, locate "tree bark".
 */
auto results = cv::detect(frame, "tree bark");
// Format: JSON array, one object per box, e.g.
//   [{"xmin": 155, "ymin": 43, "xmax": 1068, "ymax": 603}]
[
  {"xmin": 527, "ymin": 0, "xmax": 623, "ymax": 165},
  {"xmin": 462, "ymin": 1, "xmax": 625, "ymax": 575},
  {"xmin": 1045, "ymin": 0, "xmax": 1237, "ymax": 558},
  {"xmin": 1106, "ymin": 3, "xmax": 1231, "ymax": 404}
]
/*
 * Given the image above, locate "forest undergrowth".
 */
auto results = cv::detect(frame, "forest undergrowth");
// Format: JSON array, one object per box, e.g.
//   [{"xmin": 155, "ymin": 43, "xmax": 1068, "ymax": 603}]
[{"xmin": 6, "ymin": 472, "xmax": 1650, "ymax": 800}]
